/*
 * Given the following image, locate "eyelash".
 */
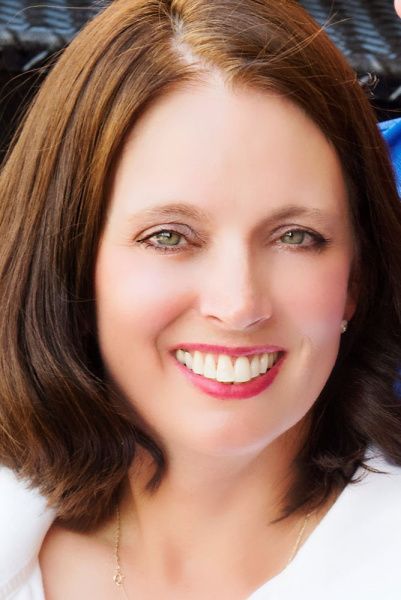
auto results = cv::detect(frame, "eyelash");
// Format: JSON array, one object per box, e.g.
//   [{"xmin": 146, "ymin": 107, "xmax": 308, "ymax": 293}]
[
  {"xmin": 136, "ymin": 229, "xmax": 197, "ymax": 253},
  {"xmin": 136, "ymin": 227, "xmax": 330, "ymax": 254}
]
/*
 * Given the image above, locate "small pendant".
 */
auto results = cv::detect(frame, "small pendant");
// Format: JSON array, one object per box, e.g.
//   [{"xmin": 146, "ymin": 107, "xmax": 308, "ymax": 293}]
[{"xmin": 113, "ymin": 570, "xmax": 125, "ymax": 586}]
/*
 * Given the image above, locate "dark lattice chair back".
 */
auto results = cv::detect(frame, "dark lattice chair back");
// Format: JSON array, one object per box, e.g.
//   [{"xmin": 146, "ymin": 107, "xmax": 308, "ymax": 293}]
[{"xmin": 0, "ymin": 0, "xmax": 401, "ymax": 159}]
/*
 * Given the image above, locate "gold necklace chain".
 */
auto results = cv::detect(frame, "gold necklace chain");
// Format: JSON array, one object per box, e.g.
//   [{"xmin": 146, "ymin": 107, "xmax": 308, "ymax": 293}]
[
  {"xmin": 113, "ymin": 505, "xmax": 130, "ymax": 598},
  {"xmin": 112, "ymin": 505, "xmax": 313, "ymax": 596},
  {"xmin": 286, "ymin": 509, "xmax": 313, "ymax": 566}
]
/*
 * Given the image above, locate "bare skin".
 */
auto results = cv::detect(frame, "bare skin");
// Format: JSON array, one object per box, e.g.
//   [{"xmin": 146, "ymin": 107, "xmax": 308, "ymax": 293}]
[
  {"xmin": 40, "ymin": 515, "xmax": 321, "ymax": 600},
  {"xmin": 40, "ymin": 430, "xmax": 339, "ymax": 600},
  {"xmin": 39, "ymin": 511, "xmax": 334, "ymax": 600}
]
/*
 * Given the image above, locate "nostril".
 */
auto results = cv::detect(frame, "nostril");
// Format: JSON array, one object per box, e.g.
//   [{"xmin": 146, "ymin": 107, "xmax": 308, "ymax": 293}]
[{"xmin": 204, "ymin": 312, "xmax": 271, "ymax": 332}]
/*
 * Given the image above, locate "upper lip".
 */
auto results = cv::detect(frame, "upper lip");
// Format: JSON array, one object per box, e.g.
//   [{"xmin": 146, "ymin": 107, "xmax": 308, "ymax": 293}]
[{"xmin": 171, "ymin": 343, "xmax": 285, "ymax": 357}]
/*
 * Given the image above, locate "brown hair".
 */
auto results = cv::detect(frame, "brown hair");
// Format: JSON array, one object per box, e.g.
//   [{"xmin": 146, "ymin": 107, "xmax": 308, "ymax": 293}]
[{"xmin": 1, "ymin": 0, "xmax": 401, "ymax": 531}]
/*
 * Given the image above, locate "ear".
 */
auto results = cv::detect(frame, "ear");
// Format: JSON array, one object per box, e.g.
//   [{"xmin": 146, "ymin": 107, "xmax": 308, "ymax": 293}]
[{"xmin": 344, "ymin": 274, "xmax": 359, "ymax": 322}]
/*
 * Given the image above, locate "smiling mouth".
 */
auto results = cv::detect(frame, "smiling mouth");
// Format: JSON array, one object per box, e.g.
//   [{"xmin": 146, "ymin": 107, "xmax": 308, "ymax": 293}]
[{"xmin": 174, "ymin": 349, "xmax": 283, "ymax": 385}]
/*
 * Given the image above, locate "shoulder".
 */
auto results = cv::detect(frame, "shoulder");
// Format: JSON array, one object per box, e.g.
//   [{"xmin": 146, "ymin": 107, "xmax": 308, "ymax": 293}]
[
  {"xmin": 40, "ymin": 522, "xmax": 117, "ymax": 599},
  {"xmin": 0, "ymin": 466, "xmax": 55, "ymax": 595}
]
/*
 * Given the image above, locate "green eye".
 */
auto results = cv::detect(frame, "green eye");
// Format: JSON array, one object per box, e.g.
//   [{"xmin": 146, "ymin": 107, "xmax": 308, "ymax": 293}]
[
  {"xmin": 153, "ymin": 231, "xmax": 182, "ymax": 246},
  {"xmin": 281, "ymin": 230, "xmax": 308, "ymax": 245},
  {"xmin": 137, "ymin": 228, "xmax": 190, "ymax": 253}
]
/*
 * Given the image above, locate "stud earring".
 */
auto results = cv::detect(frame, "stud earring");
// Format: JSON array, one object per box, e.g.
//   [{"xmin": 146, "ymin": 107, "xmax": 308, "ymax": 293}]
[{"xmin": 341, "ymin": 320, "xmax": 348, "ymax": 334}]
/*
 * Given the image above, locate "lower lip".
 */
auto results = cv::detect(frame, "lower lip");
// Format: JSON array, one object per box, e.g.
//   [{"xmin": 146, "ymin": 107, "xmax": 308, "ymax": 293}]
[{"xmin": 173, "ymin": 354, "xmax": 285, "ymax": 400}]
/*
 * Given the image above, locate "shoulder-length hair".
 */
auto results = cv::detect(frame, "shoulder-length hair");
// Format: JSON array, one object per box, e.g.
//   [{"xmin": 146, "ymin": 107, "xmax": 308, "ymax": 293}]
[{"xmin": 1, "ymin": 0, "xmax": 401, "ymax": 531}]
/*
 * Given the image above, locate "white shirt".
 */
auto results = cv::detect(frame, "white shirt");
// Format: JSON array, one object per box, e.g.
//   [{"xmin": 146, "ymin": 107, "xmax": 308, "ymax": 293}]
[
  {"xmin": 0, "ymin": 468, "xmax": 54, "ymax": 599},
  {"xmin": 1, "ymin": 448, "xmax": 401, "ymax": 599}
]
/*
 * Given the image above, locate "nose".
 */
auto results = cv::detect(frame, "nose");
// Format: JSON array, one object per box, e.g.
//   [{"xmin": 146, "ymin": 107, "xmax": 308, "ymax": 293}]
[{"xmin": 197, "ymin": 243, "xmax": 272, "ymax": 331}]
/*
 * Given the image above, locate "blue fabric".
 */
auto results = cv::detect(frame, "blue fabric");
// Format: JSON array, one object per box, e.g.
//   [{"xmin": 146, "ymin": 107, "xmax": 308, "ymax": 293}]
[
  {"xmin": 379, "ymin": 118, "xmax": 401, "ymax": 396},
  {"xmin": 379, "ymin": 117, "xmax": 401, "ymax": 196}
]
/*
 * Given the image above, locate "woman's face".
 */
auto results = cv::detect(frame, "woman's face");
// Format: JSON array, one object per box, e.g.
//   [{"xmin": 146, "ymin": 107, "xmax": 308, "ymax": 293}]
[{"xmin": 95, "ymin": 80, "xmax": 356, "ymax": 458}]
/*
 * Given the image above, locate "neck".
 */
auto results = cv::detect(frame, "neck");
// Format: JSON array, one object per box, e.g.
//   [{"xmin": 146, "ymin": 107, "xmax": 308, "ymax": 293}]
[{"xmin": 116, "ymin": 432, "xmax": 307, "ymax": 594}]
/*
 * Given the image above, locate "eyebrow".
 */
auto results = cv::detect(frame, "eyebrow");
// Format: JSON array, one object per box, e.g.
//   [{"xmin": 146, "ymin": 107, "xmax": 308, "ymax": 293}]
[
  {"xmin": 126, "ymin": 202, "xmax": 335, "ymax": 229},
  {"xmin": 127, "ymin": 203, "xmax": 212, "ymax": 225}
]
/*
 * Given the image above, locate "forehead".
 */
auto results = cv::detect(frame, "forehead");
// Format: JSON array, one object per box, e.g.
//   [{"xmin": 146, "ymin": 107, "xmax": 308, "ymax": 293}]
[{"xmin": 109, "ymin": 80, "xmax": 349, "ymax": 225}]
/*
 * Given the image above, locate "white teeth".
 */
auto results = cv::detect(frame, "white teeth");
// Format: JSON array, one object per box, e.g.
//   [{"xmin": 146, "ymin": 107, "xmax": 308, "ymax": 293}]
[
  {"xmin": 203, "ymin": 353, "xmax": 217, "ymax": 379},
  {"xmin": 184, "ymin": 351, "xmax": 193, "ymax": 369},
  {"xmin": 270, "ymin": 352, "xmax": 278, "ymax": 368},
  {"xmin": 216, "ymin": 355, "xmax": 235, "ymax": 382},
  {"xmin": 234, "ymin": 356, "xmax": 251, "ymax": 383},
  {"xmin": 260, "ymin": 353, "xmax": 269, "ymax": 374},
  {"xmin": 176, "ymin": 349, "xmax": 186, "ymax": 364},
  {"xmin": 250, "ymin": 355, "xmax": 260, "ymax": 378},
  {"xmin": 192, "ymin": 350, "xmax": 204, "ymax": 375},
  {"xmin": 175, "ymin": 348, "xmax": 280, "ymax": 384}
]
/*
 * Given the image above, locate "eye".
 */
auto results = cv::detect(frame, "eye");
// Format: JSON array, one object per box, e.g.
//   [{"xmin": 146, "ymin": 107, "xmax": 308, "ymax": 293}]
[
  {"xmin": 281, "ymin": 230, "xmax": 310, "ymax": 245},
  {"xmin": 278, "ymin": 228, "xmax": 329, "ymax": 250},
  {"xmin": 136, "ymin": 228, "xmax": 189, "ymax": 253},
  {"xmin": 150, "ymin": 230, "xmax": 182, "ymax": 247}
]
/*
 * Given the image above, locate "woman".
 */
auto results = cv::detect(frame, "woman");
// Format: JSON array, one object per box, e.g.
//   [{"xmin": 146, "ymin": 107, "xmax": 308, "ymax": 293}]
[{"xmin": 1, "ymin": 0, "xmax": 401, "ymax": 598}]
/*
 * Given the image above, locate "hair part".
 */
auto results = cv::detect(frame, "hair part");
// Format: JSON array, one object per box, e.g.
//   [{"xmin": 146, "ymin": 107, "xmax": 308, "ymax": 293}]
[{"xmin": 1, "ymin": 0, "xmax": 401, "ymax": 530}]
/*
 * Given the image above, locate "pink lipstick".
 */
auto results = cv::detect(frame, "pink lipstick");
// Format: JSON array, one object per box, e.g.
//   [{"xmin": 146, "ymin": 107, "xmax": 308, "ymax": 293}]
[{"xmin": 171, "ymin": 347, "xmax": 285, "ymax": 400}]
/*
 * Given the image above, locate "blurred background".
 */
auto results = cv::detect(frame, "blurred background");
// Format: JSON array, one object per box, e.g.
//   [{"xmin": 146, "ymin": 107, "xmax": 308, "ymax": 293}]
[{"xmin": 0, "ymin": 0, "xmax": 401, "ymax": 162}]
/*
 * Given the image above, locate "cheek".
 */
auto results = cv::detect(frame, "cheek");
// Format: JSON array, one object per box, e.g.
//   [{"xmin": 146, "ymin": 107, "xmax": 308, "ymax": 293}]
[
  {"xmin": 95, "ymin": 246, "xmax": 193, "ymax": 342},
  {"xmin": 272, "ymin": 252, "xmax": 352, "ymax": 338}
]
